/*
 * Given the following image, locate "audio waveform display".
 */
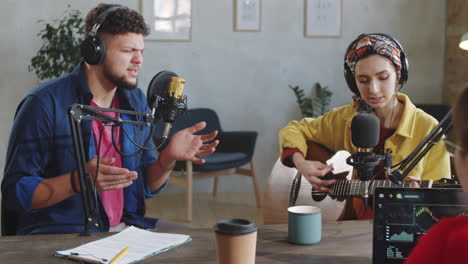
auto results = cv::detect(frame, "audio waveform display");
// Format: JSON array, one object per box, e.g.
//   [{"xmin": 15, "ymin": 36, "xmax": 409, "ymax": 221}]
[
  {"xmin": 389, "ymin": 231, "xmax": 413, "ymax": 242},
  {"xmin": 415, "ymin": 205, "xmax": 468, "ymax": 232},
  {"xmin": 385, "ymin": 225, "xmax": 415, "ymax": 243},
  {"xmin": 373, "ymin": 188, "xmax": 468, "ymax": 264}
]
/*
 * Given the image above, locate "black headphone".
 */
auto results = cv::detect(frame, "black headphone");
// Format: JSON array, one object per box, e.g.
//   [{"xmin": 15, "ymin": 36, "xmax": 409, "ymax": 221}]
[
  {"xmin": 343, "ymin": 33, "xmax": 409, "ymax": 96},
  {"xmin": 80, "ymin": 5, "xmax": 123, "ymax": 65}
]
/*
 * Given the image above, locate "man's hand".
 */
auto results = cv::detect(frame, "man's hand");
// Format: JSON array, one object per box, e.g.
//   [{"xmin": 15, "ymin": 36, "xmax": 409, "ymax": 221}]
[
  {"xmin": 86, "ymin": 156, "xmax": 137, "ymax": 191},
  {"xmin": 161, "ymin": 121, "xmax": 219, "ymax": 165}
]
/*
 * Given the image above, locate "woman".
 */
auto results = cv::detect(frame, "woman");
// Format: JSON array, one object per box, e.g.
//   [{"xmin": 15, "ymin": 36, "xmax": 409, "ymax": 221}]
[
  {"xmin": 278, "ymin": 33, "xmax": 451, "ymax": 220},
  {"xmin": 405, "ymin": 87, "xmax": 468, "ymax": 263}
]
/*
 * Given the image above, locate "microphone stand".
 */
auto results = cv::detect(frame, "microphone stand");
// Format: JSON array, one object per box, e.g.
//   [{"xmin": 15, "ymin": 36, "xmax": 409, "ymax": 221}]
[
  {"xmin": 388, "ymin": 109, "xmax": 452, "ymax": 184},
  {"xmin": 68, "ymin": 104, "xmax": 160, "ymax": 236}
]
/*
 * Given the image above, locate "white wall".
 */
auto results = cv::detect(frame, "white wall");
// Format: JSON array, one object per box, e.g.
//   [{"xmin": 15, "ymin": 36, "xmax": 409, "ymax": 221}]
[{"xmin": 0, "ymin": 0, "xmax": 446, "ymax": 194}]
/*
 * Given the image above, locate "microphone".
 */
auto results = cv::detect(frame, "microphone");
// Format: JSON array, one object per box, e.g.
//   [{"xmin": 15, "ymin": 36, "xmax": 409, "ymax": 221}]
[
  {"xmin": 346, "ymin": 113, "xmax": 385, "ymax": 182},
  {"xmin": 147, "ymin": 71, "xmax": 188, "ymax": 138}
]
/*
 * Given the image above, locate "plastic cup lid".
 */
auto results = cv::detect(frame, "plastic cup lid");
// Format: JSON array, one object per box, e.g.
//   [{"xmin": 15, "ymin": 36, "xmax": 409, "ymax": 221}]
[{"xmin": 213, "ymin": 218, "xmax": 258, "ymax": 236}]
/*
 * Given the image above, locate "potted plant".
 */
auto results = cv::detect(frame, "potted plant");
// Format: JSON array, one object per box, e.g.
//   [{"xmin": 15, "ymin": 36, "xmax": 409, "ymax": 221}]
[
  {"xmin": 28, "ymin": 6, "xmax": 84, "ymax": 80},
  {"xmin": 289, "ymin": 82, "xmax": 333, "ymax": 117}
]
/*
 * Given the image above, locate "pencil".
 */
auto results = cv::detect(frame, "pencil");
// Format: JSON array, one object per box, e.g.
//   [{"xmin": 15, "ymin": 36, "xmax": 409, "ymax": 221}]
[{"xmin": 110, "ymin": 247, "xmax": 130, "ymax": 264}]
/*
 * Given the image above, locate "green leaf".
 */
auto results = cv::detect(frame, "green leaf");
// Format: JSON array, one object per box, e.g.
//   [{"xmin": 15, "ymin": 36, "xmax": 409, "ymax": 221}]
[
  {"xmin": 29, "ymin": 7, "xmax": 84, "ymax": 80},
  {"xmin": 289, "ymin": 82, "xmax": 333, "ymax": 118}
]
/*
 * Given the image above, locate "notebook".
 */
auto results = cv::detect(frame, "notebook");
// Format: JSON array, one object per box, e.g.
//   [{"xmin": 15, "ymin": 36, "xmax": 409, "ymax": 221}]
[
  {"xmin": 55, "ymin": 226, "xmax": 191, "ymax": 264},
  {"xmin": 372, "ymin": 187, "xmax": 468, "ymax": 264}
]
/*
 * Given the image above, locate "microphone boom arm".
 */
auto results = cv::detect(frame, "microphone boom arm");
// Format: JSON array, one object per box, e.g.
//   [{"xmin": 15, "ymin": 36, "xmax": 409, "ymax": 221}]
[
  {"xmin": 68, "ymin": 104, "xmax": 160, "ymax": 236},
  {"xmin": 389, "ymin": 109, "xmax": 452, "ymax": 184},
  {"xmin": 77, "ymin": 104, "xmax": 155, "ymax": 125}
]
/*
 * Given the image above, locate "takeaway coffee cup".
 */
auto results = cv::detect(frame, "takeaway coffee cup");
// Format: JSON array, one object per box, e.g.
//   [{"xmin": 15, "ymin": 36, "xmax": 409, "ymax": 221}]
[
  {"xmin": 288, "ymin": 205, "xmax": 322, "ymax": 244},
  {"xmin": 213, "ymin": 218, "xmax": 258, "ymax": 264}
]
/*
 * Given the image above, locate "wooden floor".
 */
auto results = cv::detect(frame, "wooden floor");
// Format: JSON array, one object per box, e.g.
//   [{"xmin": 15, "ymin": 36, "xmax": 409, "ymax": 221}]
[{"xmin": 145, "ymin": 192, "xmax": 264, "ymax": 228}]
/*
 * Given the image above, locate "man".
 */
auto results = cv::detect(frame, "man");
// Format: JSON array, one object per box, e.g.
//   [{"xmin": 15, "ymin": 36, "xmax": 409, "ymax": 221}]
[{"xmin": 1, "ymin": 4, "xmax": 218, "ymax": 235}]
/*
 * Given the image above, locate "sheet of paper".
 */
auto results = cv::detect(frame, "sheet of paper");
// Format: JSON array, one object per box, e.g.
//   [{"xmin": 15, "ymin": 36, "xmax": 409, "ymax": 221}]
[
  {"xmin": 326, "ymin": 150, "xmax": 353, "ymax": 177},
  {"xmin": 56, "ymin": 226, "xmax": 191, "ymax": 264}
]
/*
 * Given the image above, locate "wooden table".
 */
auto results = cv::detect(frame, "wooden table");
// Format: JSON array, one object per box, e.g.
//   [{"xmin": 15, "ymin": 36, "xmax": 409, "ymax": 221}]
[{"xmin": 0, "ymin": 220, "xmax": 372, "ymax": 263}]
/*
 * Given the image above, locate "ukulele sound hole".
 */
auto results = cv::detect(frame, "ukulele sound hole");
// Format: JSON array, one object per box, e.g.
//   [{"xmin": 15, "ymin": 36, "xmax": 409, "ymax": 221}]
[{"xmin": 311, "ymin": 192, "xmax": 327, "ymax": 202}]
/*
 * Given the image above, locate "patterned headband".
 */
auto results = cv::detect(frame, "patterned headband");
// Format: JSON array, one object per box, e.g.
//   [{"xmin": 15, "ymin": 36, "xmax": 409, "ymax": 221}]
[{"xmin": 345, "ymin": 34, "xmax": 403, "ymax": 81}]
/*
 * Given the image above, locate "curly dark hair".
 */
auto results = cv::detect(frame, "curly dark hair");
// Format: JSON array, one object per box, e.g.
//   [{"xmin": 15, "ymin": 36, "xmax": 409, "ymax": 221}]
[{"xmin": 84, "ymin": 3, "xmax": 149, "ymax": 38}]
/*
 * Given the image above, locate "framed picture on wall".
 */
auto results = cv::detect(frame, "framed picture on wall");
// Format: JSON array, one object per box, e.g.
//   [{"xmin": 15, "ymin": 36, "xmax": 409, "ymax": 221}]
[
  {"xmin": 234, "ymin": 0, "xmax": 261, "ymax": 32},
  {"xmin": 140, "ymin": 0, "xmax": 192, "ymax": 41},
  {"xmin": 304, "ymin": 0, "xmax": 341, "ymax": 38}
]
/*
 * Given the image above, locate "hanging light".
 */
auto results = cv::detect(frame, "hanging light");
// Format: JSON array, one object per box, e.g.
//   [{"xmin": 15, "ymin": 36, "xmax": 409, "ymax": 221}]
[{"xmin": 459, "ymin": 32, "xmax": 468, "ymax": 50}]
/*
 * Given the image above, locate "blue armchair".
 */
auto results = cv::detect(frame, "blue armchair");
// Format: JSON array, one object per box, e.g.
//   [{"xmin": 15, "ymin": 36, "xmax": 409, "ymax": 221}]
[{"xmin": 154, "ymin": 108, "xmax": 261, "ymax": 221}]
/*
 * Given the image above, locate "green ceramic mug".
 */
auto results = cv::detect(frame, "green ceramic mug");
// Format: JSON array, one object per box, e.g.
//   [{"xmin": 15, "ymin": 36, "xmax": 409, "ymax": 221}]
[{"xmin": 288, "ymin": 205, "xmax": 322, "ymax": 244}]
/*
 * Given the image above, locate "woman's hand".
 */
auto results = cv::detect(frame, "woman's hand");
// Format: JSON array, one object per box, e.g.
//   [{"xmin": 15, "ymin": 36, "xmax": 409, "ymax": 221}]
[
  {"xmin": 407, "ymin": 176, "xmax": 421, "ymax": 188},
  {"xmin": 292, "ymin": 152, "xmax": 336, "ymax": 192}
]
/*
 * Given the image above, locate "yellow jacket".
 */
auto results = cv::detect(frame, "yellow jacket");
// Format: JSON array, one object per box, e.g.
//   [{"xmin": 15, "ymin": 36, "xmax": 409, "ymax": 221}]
[{"xmin": 279, "ymin": 93, "xmax": 450, "ymax": 181}]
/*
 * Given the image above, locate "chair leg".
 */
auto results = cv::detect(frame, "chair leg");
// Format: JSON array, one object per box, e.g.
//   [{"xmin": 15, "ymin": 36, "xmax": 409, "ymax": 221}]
[
  {"xmin": 186, "ymin": 161, "xmax": 193, "ymax": 222},
  {"xmin": 250, "ymin": 160, "xmax": 262, "ymax": 208},
  {"xmin": 213, "ymin": 176, "xmax": 219, "ymax": 197}
]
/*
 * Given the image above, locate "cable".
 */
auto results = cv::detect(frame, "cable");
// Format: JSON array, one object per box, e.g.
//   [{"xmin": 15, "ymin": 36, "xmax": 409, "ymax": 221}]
[
  {"xmin": 368, "ymin": 168, "xmax": 385, "ymax": 195},
  {"xmin": 92, "ymin": 124, "xmax": 105, "ymax": 218},
  {"xmin": 118, "ymin": 122, "xmax": 163, "ymax": 151},
  {"xmin": 110, "ymin": 122, "xmax": 167, "ymax": 157}
]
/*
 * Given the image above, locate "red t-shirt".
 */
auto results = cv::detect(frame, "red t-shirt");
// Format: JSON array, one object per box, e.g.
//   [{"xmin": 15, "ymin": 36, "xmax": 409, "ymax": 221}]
[{"xmin": 91, "ymin": 97, "xmax": 124, "ymax": 227}]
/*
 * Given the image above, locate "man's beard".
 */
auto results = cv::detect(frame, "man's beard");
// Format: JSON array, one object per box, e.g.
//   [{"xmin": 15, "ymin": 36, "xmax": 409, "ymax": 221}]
[{"xmin": 103, "ymin": 67, "xmax": 138, "ymax": 91}]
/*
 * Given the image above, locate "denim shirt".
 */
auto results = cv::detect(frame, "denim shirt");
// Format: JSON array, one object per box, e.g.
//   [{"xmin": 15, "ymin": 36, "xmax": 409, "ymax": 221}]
[{"xmin": 2, "ymin": 64, "xmax": 166, "ymax": 234}]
